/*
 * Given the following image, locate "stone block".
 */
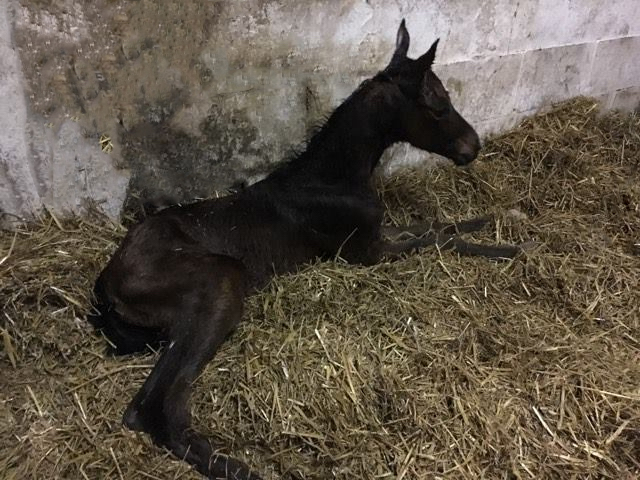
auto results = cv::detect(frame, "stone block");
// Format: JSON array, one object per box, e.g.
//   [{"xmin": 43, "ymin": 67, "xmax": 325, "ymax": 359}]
[
  {"xmin": 437, "ymin": 53, "xmax": 523, "ymax": 123},
  {"xmin": 508, "ymin": 0, "xmax": 639, "ymax": 53},
  {"xmin": 611, "ymin": 86, "xmax": 640, "ymax": 112},
  {"xmin": 49, "ymin": 121, "xmax": 129, "ymax": 219},
  {"xmin": 0, "ymin": 0, "xmax": 39, "ymax": 222},
  {"xmin": 589, "ymin": 36, "xmax": 640, "ymax": 94},
  {"xmin": 474, "ymin": 113, "xmax": 530, "ymax": 139},
  {"xmin": 430, "ymin": 0, "xmax": 520, "ymax": 61},
  {"xmin": 513, "ymin": 43, "xmax": 594, "ymax": 113}
]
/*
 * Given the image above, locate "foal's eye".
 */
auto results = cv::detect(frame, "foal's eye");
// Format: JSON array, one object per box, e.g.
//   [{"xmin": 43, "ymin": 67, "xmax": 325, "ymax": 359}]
[
  {"xmin": 429, "ymin": 104, "xmax": 451, "ymax": 119},
  {"xmin": 419, "ymin": 90, "xmax": 450, "ymax": 119},
  {"xmin": 422, "ymin": 99, "xmax": 451, "ymax": 119}
]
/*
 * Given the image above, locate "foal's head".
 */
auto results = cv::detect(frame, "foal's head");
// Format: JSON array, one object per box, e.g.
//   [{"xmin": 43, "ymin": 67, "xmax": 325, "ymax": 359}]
[{"xmin": 374, "ymin": 20, "xmax": 481, "ymax": 166}]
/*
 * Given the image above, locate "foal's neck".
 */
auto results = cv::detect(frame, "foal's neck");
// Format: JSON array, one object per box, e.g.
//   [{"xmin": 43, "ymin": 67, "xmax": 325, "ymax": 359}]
[{"xmin": 278, "ymin": 82, "xmax": 396, "ymax": 185}]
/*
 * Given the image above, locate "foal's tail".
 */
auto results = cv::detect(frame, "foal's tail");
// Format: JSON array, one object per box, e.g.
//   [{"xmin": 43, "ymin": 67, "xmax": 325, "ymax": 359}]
[{"xmin": 88, "ymin": 274, "xmax": 164, "ymax": 356}]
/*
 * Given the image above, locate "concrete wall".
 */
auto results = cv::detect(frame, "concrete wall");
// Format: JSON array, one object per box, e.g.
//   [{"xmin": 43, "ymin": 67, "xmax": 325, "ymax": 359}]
[{"xmin": 1, "ymin": 0, "xmax": 639, "ymax": 224}]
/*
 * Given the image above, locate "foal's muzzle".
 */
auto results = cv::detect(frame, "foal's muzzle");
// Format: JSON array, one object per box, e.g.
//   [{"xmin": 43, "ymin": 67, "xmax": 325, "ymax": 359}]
[{"xmin": 449, "ymin": 130, "xmax": 481, "ymax": 166}]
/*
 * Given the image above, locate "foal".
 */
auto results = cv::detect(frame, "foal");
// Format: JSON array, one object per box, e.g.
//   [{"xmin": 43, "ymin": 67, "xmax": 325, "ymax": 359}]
[{"xmin": 90, "ymin": 20, "xmax": 520, "ymax": 480}]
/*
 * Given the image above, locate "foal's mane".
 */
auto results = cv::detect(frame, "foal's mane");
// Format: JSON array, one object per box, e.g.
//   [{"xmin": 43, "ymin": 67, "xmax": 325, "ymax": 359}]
[{"xmin": 274, "ymin": 73, "xmax": 390, "ymax": 173}]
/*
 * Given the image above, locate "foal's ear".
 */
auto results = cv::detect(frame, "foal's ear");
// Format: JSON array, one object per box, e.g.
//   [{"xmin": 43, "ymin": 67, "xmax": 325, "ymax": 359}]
[
  {"xmin": 388, "ymin": 19, "xmax": 410, "ymax": 68},
  {"xmin": 415, "ymin": 39, "xmax": 439, "ymax": 72}
]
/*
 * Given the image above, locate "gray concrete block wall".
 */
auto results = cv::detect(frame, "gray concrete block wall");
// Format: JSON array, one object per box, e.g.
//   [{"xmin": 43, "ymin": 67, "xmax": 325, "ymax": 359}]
[
  {"xmin": 1, "ymin": 0, "xmax": 639, "ymax": 223},
  {"xmin": 0, "ymin": 0, "xmax": 36, "ymax": 222},
  {"xmin": 590, "ymin": 36, "xmax": 640, "ymax": 94}
]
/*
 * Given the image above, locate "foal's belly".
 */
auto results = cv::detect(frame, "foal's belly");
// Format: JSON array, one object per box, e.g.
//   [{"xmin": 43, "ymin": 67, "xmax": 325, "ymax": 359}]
[{"xmin": 153, "ymin": 214, "xmax": 320, "ymax": 290}]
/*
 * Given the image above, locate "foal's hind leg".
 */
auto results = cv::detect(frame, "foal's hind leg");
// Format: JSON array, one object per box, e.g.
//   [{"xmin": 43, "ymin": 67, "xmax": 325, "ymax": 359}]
[{"xmin": 122, "ymin": 253, "xmax": 262, "ymax": 480}]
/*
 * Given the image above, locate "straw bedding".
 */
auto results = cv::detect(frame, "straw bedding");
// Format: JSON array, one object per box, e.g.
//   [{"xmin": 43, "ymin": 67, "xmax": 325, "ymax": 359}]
[{"xmin": 1, "ymin": 98, "xmax": 639, "ymax": 479}]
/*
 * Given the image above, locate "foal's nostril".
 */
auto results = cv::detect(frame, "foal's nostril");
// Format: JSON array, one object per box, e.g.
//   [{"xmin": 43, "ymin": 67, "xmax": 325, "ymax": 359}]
[
  {"xmin": 452, "ymin": 143, "xmax": 479, "ymax": 165},
  {"xmin": 457, "ymin": 150, "xmax": 476, "ymax": 165},
  {"xmin": 452, "ymin": 132, "xmax": 481, "ymax": 165}
]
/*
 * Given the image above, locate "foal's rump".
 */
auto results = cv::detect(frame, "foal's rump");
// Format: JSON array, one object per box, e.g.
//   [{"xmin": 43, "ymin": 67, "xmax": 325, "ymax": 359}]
[
  {"xmin": 88, "ymin": 275, "xmax": 165, "ymax": 356},
  {"xmin": 89, "ymin": 213, "xmax": 250, "ymax": 355}
]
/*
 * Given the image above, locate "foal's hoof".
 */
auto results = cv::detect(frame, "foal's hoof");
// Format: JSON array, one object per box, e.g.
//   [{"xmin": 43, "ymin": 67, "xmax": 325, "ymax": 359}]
[
  {"xmin": 123, "ymin": 403, "xmax": 146, "ymax": 432},
  {"xmin": 460, "ymin": 215, "xmax": 492, "ymax": 233},
  {"xmin": 439, "ymin": 215, "xmax": 492, "ymax": 235},
  {"xmin": 168, "ymin": 431, "xmax": 264, "ymax": 480},
  {"xmin": 518, "ymin": 240, "xmax": 539, "ymax": 253}
]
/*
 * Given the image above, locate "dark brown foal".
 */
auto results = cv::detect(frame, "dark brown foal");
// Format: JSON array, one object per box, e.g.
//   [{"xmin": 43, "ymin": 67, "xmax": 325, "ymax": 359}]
[{"xmin": 89, "ymin": 20, "xmax": 525, "ymax": 480}]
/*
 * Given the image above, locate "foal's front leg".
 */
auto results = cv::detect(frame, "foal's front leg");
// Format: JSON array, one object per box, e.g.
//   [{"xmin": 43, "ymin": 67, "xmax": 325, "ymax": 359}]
[
  {"xmin": 381, "ymin": 216, "xmax": 491, "ymax": 241},
  {"xmin": 379, "ymin": 216, "xmax": 521, "ymax": 260},
  {"xmin": 380, "ymin": 234, "xmax": 521, "ymax": 259}
]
